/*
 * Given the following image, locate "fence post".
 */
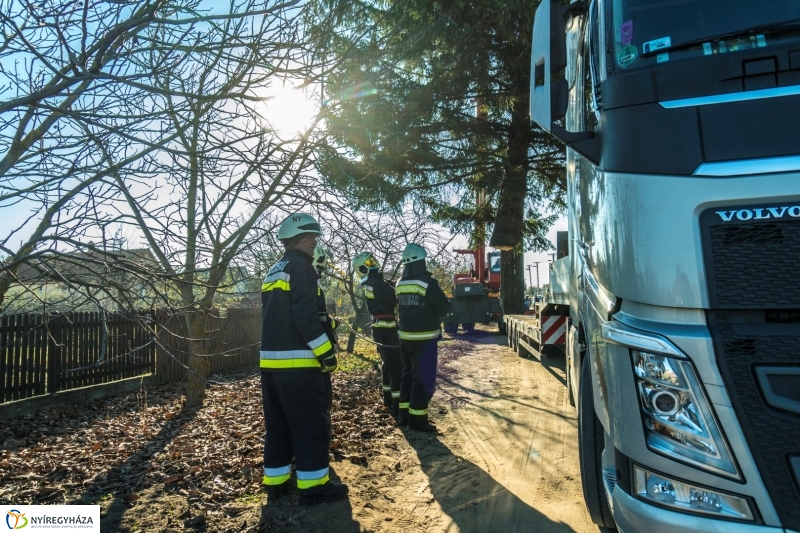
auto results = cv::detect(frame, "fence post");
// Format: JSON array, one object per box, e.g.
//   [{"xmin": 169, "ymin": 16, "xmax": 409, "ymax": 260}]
[{"xmin": 47, "ymin": 314, "xmax": 63, "ymax": 394}]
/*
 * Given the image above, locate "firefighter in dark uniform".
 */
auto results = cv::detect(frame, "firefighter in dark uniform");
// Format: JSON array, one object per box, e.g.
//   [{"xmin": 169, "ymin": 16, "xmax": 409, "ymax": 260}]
[
  {"xmin": 313, "ymin": 245, "xmax": 338, "ymax": 439},
  {"xmin": 396, "ymin": 243, "xmax": 450, "ymax": 431},
  {"xmin": 260, "ymin": 213, "xmax": 348, "ymax": 504},
  {"xmin": 352, "ymin": 252, "xmax": 402, "ymax": 419}
]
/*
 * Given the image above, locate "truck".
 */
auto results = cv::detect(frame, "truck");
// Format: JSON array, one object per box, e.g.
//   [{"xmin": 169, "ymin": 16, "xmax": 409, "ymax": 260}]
[
  {"xmin": 442, "ymin": 246, "xmax": 504, "ymax": 333},
  {"xmin": 526, "ymin": 1, "xmax": 800, "ymax": 532}
]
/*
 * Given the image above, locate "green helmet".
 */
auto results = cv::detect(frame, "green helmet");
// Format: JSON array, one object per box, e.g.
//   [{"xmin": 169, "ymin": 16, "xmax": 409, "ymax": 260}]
[
  {"xmin": 401, "ymin": 243, "xmax": 427, "ymax": 264},
  {"xmin": 277, "ymin": 212, "xmax": 321, "ymax": 241},
  {"xmin": 313, "ymin": 245, "xmax": 328, "ymax": 270},
  {"xmin": 352, "ymin": 251, "xmax": 379, "ymax": 275}
]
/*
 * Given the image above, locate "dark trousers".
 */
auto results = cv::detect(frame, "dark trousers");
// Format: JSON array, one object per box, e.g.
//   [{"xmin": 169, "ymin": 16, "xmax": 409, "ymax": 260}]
[
  {"xmin": 261, "ymin": 370, "xmax": 329, "ymax": 487},
  {"xmin": 373, "ymin": 327, "xmax": 402, "ymax": 400},
  {"xmin": 399, "ymin": 339, "xmax": 439, "ymax": 414}
]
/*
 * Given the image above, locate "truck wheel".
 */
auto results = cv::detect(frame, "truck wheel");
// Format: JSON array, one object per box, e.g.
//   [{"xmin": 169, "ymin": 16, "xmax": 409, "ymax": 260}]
[
  {"xmin": 462, "ymin": 323, "xmax": 475, "ymax": 334},
  {"xmin": 517, "ymin": 338, "xmax": 529, "ymax": 358},
  {"xmin": 578, "ymin": 356, "xmax": 616, "ymax": 529},
  {"xmin": 443, "ymin": 323, "xmax": 458, "ymax": 335},
  {"xmin": 498, "ymin": 320, "xmax": 506, "ymax": 335}
]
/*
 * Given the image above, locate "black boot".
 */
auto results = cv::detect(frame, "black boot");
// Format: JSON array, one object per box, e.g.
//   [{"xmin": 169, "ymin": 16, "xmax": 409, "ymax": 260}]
[
  {"xmin": 398, "ymin": 408, "xmax": 408, "ymax": 427},
  {"xmin": 391, "ymin": 398, "xmax": 400, "ymax": 419},
  {"xmin": 299, "ymin": 481, "xmax": 349, "ymax": 505},
  {"xmin": 408, "ymin": 413, "xmax": 436, "ymax": 433},
  {"xmin": 382, "ymin": 388, "xmax": 393, "ymax": 408}
]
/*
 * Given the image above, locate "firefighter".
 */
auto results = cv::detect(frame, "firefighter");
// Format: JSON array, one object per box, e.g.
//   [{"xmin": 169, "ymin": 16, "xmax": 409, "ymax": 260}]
[
  {"xmin": 313, "ymin": 245, "xmax": 338, "ymax": 440},
  {"xmin": 352, "ymin": 251, "xmax": 402, "ymax": 419},
  {"xmin": 396, "ymin": 243, "xmax": 450, "ymax": 431},
  {"xmin": 260, "ymin": 213, "xmax": 348, "ymax": 504}
]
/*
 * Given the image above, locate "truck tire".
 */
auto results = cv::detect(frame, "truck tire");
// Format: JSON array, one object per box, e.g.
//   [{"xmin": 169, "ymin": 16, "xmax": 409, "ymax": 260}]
[
  {"xmin": 578, "ymin": 355, "xmax": 616, "ymax": 530},
  {"xmin": 462, "ymin": 323, "xmax": 475, "ymax": 334},
  {"xmin": 443, "ymin": 323, "xmax": 458, "ymax": 335},
  {"xmin": 498, "ymin": 321, "xmax": 507, "ymax": 335}
]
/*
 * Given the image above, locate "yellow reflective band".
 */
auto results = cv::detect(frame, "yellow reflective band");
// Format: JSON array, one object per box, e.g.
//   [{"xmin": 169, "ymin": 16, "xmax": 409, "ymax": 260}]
[
  {"xmin": 382, "ymin": 385, "xmax": 391, "ymax": 391},
  {"xmin": 398, "ymin": 329, "xmax": 440, "ymax": 341},
  {"xmin": 364, "ymin": 286, "xmax": 375, "ymax": 299},
  {"xmin": 262, "ymin": 280, "xmax": 290, "ymax": 292},
  {"xmin": 391, "ymin": 391, "xmax": 400, "ymax": 398},
  {"xmin": 260, "ymin": 358, "xmax": 321, "ymax": 369},
  {"xmin": 263, "ymin": 473, "xmax": 291, "ymax": 486},
  {"xmin": 396, "ymin": 284, "xmax": 426, "ymax": 296},
  {"xmin": 372, "ymin": 320, "xmax": 397, "ymax": 328},
  {"xmin": 296, "ymin": 468, "xmax": 329, "ymax": 489},
  {"xmin": 311, "ymin": 340, "xmax": 332, "ymax": 357},
  {"xmin": 399, "ymin": 402, "xmax": 409, "ymax": 409},
  {"xmin": 409, "ymin": 407, "xmax": 428, "ymax": 416}
]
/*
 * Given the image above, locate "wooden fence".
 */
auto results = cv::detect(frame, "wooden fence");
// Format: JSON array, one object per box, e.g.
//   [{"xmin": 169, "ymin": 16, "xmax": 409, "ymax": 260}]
[{"xmin": 0, "ymin": 308, "xmax": 261, "ymax": 404}]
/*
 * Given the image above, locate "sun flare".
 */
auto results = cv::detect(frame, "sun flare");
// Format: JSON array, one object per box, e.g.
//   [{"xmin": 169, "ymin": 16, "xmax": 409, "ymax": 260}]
[{"xmin": 261, "ymin": 84, "xmax": 319, "ymax": 138}]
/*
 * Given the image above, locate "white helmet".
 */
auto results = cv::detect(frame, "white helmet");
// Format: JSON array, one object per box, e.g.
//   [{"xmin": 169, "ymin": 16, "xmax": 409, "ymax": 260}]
[
  {"xmin": 313, "ymin": 245, "xmax": 328, "ymax": 270},
  {"xmin": 401, "ymin": 243, "xmax": 427, "ymax": 264},
  {"xmin": 277, "ymin": 213, "xmax": 321, "ymax": 241},
  {"xmin": 352, "ymin": 251, "xmax": 379, "ymax": 275}
]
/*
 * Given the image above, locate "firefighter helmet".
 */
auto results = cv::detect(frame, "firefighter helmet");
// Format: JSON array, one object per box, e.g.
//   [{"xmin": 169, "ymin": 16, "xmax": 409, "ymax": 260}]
[
  {"xmin": 401, "ymin": 243, "xmax": 427, "ymax": 264},
  {"xmin": 352, "ymin": 252, "xmax": 379, "ymax": 275},
  {"xmin": 277, "ymin": 213, "xmax": 321, "ymax": 241}
]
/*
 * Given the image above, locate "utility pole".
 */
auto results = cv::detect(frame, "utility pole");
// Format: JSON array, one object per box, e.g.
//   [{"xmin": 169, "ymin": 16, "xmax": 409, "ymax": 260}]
[
  {"xmin": 548, "ymin": 253, "xmax": 556, "ymax": 262},
  {"xmin": 525, "ymin": 265, "xmax": 533, "ymax": 288},
  {"xmin": 530, "ymin": 262, "xmax": 540, "ymax": 290}
]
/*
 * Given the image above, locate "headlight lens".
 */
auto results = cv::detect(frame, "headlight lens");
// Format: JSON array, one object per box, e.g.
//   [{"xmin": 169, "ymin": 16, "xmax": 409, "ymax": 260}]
[
  {"xmin": 634, "ymin": 465, "xmax": 754, "ymax": 521},
  {"xmin": 632, "ymin": 351, "xmax": 739, "ymax": 478}
]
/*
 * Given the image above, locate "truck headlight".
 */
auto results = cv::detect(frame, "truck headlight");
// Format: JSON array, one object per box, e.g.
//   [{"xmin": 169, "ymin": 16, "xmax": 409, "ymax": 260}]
[
  {"xmin": 633, "ymin": 465, "xmax": 754, "ymax": 521},
  {"xmin": 632, "ymin": 351, "xmax": 739, "ymax": 479}
]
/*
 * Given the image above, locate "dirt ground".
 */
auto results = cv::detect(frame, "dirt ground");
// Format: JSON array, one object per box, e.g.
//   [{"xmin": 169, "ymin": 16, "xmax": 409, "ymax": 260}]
[{"xmin": 1, "ymin": 326, "xmax": 600, "ymax": 533}]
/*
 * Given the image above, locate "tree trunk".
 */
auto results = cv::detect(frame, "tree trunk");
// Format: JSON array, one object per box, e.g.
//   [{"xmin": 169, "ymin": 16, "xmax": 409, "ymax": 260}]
[
  {"xmin": 184, "ymin": 310, "xmax": 211, "ymax": 409},
  {"xmin": 500, "ymin": 249, "xmax": 525, "ymax": 315},
  {"xmin": 490, "ymin": 85, "xmax": 530, "ymax": 314}
]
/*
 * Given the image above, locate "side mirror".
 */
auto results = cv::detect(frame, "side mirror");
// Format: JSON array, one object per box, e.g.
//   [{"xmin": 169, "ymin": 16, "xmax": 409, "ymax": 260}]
[{"xmin": 530, "ymin": 0, "xmax": 600, "ymax": 164}]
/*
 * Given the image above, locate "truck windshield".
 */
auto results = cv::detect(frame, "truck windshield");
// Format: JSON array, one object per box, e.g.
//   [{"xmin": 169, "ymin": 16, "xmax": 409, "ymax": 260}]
[{"xmin": 605, "ymin": 0, "xmax": 800, "ymax": 75}]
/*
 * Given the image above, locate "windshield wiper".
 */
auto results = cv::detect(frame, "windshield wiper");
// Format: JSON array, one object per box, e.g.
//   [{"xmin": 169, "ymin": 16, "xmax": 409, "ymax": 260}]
[{"xmin": 640, "ymin": 18, "xmax": 800, "ymax": 57}]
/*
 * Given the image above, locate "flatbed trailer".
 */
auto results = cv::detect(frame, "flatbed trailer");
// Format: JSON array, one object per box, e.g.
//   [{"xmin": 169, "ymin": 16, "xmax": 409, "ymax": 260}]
[{"xmin": 505, "ymin": 304, "xmax": 569, "ymax": 361}]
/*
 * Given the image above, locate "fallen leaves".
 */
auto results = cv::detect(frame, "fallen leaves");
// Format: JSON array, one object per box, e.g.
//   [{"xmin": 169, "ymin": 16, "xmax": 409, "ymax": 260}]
[{"xmin": 0, "ymin": 368, "xmax": 396, "ymax": 511}]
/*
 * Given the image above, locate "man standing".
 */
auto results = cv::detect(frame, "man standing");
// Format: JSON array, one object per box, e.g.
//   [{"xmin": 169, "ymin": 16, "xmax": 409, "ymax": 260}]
[
  {"xmin": 260, "ymin": 213, "xmax": 348, "ymax": 504},
  {"xmin": 352, "ymin": 252, "xmax": 402, "ymax": 419},
  {"xmin": 396, "ymin": 243, "xmax": 450, "ymax": 432}
]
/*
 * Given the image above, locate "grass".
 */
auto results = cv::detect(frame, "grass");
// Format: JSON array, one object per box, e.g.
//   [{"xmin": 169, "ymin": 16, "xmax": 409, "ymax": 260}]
[{"xmin": 336, "ymin": 334, "xmax": 381, "ymax": 373}]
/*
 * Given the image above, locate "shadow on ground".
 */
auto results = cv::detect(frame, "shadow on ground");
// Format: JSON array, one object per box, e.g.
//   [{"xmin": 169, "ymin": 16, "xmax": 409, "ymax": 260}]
[{"xmin": 405, "ymin": 433, "xmax": 578, "ymax": 533}]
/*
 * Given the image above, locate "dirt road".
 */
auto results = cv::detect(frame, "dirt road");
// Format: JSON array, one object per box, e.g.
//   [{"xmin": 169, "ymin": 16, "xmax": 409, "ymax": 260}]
[
  {"xmin": 1, "ymin": 326, "xmax": 601, "ymax": 533},
  {"xmin": 314, "ymin": 326, "xmax": 598, "ymax": 533}
]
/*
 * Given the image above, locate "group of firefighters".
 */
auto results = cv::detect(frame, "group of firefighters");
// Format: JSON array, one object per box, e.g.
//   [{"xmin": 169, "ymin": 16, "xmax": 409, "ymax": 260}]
[{"xmin": 259, "ymin": 213, "xmax": 451, "ymax": 504}]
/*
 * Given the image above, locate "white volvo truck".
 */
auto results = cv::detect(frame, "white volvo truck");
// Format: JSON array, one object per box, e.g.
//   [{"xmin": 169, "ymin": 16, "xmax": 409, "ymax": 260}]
[{"xmin": 530, "ymin": 1, "xmax": 800, "ymax": 531}]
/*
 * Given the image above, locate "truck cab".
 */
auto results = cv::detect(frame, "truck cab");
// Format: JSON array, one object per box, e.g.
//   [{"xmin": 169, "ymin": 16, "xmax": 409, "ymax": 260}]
[{"xmin": 531, "ymin": 0, "xmax": 800, "ymax": 531}]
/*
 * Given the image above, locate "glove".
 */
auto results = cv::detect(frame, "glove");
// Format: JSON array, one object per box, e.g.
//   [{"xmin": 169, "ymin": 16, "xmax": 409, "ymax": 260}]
[{"xmin": 319, "ymin": 347, "xmax": 338, "ymax": 373}]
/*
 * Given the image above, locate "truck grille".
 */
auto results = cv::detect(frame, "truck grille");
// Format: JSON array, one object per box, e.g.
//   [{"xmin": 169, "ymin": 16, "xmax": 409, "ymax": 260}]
[
  {"xmin": 701, "ymin": 205, "xmax": 800, "ymax": 308},
  {"xmin": 707, "ymin": 313, "xmax": 800, "ymax": 531}
]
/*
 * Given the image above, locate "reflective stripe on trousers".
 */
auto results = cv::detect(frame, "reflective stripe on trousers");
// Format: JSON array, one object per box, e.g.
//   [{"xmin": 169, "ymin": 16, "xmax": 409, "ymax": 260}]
[
  {"xmin": 297, "ymin": 466, "xmax": 329, "ymax": 489},
  {"xmin": 263, "ymin": 465, "xmax": 291, "ymax": 486}
]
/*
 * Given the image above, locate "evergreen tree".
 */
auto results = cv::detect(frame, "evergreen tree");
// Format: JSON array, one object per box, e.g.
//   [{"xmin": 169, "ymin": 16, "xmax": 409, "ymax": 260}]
[{"xmin": 312, "ymin": 0, "xmax": 565, "ymax": 313}]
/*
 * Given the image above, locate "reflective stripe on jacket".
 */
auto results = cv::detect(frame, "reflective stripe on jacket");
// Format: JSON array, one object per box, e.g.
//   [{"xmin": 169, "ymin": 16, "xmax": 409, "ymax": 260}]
[
  {"xmin": 360, "ymin": 270, "xmax": 398, "ymax": 328},
  {"xmin": 260, "ymin": 249, "xmax": 333, "ymax": 371},
  {"xmin": 396, "ymin": 260, "xmax": 450, "ymax": 344}
]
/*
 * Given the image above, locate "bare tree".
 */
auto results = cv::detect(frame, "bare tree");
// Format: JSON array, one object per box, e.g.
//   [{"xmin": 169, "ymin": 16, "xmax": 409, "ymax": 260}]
[{"xmin": 109, "ymin": 0, "xmax": 329, "ymax": 407}]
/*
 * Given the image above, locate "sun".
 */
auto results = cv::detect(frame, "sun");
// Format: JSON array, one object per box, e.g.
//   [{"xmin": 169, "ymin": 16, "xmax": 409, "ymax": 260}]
[{"xmin": 261, "ymin": 83, "xmax": 319, "ymax": 138}]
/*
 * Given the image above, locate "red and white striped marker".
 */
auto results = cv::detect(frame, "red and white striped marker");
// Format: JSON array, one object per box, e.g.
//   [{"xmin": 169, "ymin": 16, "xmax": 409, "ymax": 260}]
[{"xmin": 542, "ymin": 315, "xmax": 566, "ymax": 345}]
